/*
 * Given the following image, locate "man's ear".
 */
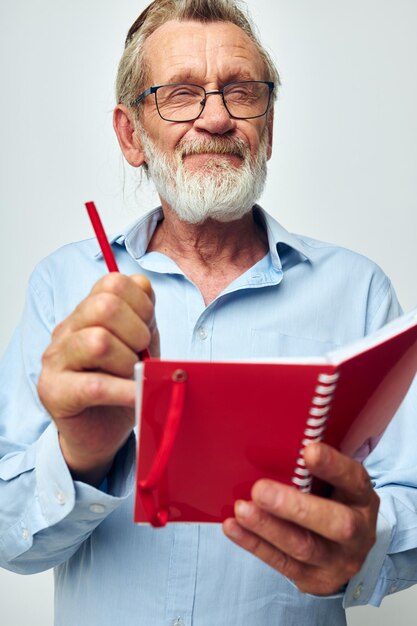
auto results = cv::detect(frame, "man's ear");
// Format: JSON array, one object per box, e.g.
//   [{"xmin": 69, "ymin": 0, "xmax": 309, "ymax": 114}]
[
  {"xmin": 266, "ymin": 109, "xmax": 274, "ymax": 160},
  {"xmin": 113, "ymin": 104, "xmax": 146, "ymax": 167}
]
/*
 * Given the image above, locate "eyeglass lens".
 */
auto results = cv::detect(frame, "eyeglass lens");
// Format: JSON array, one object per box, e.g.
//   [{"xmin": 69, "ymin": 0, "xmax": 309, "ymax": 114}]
[{"xmin": 155, "ymin": 82, "xmax": 270, "ymax": 122}]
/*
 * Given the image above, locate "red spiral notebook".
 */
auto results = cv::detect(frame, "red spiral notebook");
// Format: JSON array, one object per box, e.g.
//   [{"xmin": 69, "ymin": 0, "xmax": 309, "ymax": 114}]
[{"xmin": 134, "ymin": 308, "xmax": 417, "ymax": 527}]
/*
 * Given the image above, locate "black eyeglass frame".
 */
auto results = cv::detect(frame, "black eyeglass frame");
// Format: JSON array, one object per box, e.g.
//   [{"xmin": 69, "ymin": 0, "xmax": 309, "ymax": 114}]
[{"xmin": 130, "ymin": 80, "xmax": 275, "ymax": 122}]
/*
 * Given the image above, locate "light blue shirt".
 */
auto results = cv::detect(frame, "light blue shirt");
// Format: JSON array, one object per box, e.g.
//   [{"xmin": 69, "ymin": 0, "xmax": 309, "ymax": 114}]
[{"xmin": 1, "ymin": 206, "xmax": 417, "ymax": 626}]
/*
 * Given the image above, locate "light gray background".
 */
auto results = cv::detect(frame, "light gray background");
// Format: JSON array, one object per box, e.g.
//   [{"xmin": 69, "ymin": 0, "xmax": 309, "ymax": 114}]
[{"xmin": 1, "ymin": 1, "xmax": 416, "ymax": 624}]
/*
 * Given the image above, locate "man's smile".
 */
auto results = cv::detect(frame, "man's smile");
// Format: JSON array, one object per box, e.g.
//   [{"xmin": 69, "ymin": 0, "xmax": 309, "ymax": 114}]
[{"xmin": 182, "ymin": 151, "xmax": 243, "ymax": 168}]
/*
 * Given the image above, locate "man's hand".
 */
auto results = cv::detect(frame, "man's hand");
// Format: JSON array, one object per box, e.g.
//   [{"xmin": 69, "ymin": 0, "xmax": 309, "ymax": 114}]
[
  {"xmin": 223, "ymin": 443, "xmax": 379, "ymax": 595},
  {"xmin": 38, "ymin": 273, "xmax": 159, "ymax": 486}
]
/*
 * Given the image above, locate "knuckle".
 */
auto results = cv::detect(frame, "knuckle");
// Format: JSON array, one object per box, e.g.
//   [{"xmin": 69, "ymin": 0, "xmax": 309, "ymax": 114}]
[
  {"xmin": 41, "ymin": 344, "xmax": 54, "ymax": 368},
  {"xmin": 356, "ymin": 465, "xmax": 372, "ymax": 496},
  {"xmin": 339, "ymin": 509, "xmax": 360, "ymax": 542},
  {"xmin": 293, "ymin": 532, "xmax": 315, "ymax": 561},
  {"xmin": 51, "ymin": 321, "xmax": 66, "ymax": 340},
  {"xmin": 85, "ymin": 327, "xmax": 113, "ymax": 359},
  {"xmin": 38, "ymin": 369, "xmax": 67, "ymax": 418},
  {"xmin": 40, "ymin": 339, "xmax": 63, "ymax": 372},
  {"xmin": 291, "ymin": 496, "xmax": 310, "ymax": 524},
  {"xmin": 251, "ymin": 508, "xmax": 270, "ymax": 531},
  {"xmin": 83, "ymin": 374, "xmax": 107, "ymax": 404},
  {"xmin": 93, "ymin": 292, "xmax": 122, "ymax": 320},
  {"xmin": 37, "ymin": 370, "xmax": 51, "ymax": 406}
]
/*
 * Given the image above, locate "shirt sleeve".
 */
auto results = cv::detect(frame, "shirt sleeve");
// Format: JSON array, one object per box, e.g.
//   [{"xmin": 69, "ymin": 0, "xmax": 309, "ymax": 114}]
[
  {"xmin": 343, "ymin": 280, "xmax": 417, "ymax": 607},
  {"xmin": 0, "ymin": 267, "xmax": 135, "ymax": 574}
]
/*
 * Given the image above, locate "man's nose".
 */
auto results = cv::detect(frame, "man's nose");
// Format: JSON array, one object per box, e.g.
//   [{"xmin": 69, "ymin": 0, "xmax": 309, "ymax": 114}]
[{"xmin": 193, "ymin": 91, "xmax": 236, "ymax": 134}]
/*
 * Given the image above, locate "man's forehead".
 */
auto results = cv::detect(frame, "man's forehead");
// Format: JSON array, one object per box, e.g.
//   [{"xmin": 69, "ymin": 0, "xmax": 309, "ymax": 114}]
[{"xmin": 143, "ymin": 19, "xmax": 265, "ymax": 83}]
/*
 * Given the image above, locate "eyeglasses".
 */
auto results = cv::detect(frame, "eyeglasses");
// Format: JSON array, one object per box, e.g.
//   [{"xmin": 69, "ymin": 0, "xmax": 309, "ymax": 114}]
[{"xmin": 130, "ymin": 80, "xmax": 274, "ymax": 122}]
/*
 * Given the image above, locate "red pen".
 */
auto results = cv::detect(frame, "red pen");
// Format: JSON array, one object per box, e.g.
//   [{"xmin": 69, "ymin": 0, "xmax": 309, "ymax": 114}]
[
  {"xmin": 85, "ymin": 201, "xmax": 150, "ymax": 359},
  {"xmin": 85, "ymin": 201, "xmax": 119, "ymax": 272}
]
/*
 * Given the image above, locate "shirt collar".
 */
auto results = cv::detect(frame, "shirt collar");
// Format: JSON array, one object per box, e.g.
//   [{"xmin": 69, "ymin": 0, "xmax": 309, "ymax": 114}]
[
  {"xmin": 92, "ymin": 205, "xmax": 312, "ymax": 271},
  {"xmin": 253, "ymin": 205, "xmax": 312, "ymax": 271},
  {"xmin": 92, "ymin": 207, "xmax": 162, "ymax": 259}
]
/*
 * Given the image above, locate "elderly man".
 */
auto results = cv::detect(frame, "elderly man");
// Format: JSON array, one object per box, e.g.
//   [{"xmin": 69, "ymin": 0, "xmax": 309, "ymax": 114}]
[{"xmin": 1, "ymin": 1, "xmax": 417, "ymax": 624}]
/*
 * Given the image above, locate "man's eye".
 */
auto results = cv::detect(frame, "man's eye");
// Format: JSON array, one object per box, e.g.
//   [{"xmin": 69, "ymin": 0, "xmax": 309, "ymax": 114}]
[
  {"xmin": 227, "ymin": 88, "xmax": 256, "ymax": 100},
  {"xmin": 169, "ymin": 88, "xmax": 200, "ymax": 99}
]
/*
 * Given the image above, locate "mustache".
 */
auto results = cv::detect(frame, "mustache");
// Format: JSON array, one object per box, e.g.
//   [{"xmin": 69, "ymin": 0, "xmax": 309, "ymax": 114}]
[{"xmin": 177, "ymin": 136, "xmax": 248, "ymax": 159}]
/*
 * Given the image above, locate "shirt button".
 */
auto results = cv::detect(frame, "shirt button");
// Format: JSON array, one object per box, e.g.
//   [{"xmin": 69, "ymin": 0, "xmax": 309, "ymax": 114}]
[
  {"xmin": 89, "ymin": 504, "xmax": 106, "ymax": 514},
  {"xmin": 352, "ymin": 583, "xmax": 363, "ymax": 600},
  {"xmin": 21, "ymin": 528, "xmax": 30, "ymax": 540},
  {"xmin": 388, "ymin": 583, "xmax": 397, "ymax": 594},
  {"xmin": 172, "ymin": 618, "xmax": 185, "ymax": 626},
  {"xmin": 197, "ymin": 327, "xmax": 208, "ymax": 340},
  {"xmin": 55, "ymin": 490, "xmax": 66, "ymax": 505}
]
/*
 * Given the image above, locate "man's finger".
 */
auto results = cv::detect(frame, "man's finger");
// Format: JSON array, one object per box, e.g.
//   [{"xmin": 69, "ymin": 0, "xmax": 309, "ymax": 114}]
[
  {"xmin": 223, "ymin": 517, "xmax": 299, "ymax": 575},
  {"xmin": 223, "ymin": 517, "xmax": 327, "ymax": 592},
  {"xmin": 250, "ymin": 480, "xmax": 365, "ymax": 544},
  {"xmin": 231, "ymin": 500, "xmax": 331, "ymax": 566},
  {"xmin": 43, "ymin": 327, "xmax": 140, "ymax": 378},
  {"xmin": 90, "ymin": 273, "xmax": 156, "ymax": 323},
  {"xmin": 38, "ymin": 370, "xmax": 136, "ymax": 419},
  {"xmin": 59, "ymin": 293, "xmax": 153, "ymax": 354},
  {"xmin": 223, "ymin": 516, "xmax": 351, "ymax": 596},
  {"xmin": 303, "ymin": 443, "xmax": 374, "ymax": 505}
]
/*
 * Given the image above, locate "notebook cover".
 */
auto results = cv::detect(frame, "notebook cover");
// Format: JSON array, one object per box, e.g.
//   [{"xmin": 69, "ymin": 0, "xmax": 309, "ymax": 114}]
[
  {"xmin": 134, "ymin": 311, "xmax": 417, "ymax": 525},
  {"xmin": 134, "ymin": 360, "xmax": 334, "ymax": 524}
]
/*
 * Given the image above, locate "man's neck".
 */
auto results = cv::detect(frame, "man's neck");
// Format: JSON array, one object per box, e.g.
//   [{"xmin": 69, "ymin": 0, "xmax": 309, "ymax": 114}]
[{"xmin": 148, "ymin": 205, "xmax": 268, "ymax": 305}]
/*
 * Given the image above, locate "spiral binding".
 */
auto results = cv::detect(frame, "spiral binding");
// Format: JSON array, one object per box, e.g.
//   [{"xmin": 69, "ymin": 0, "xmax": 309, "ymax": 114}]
[{"xmin": 291, "ymin": 371, "xmax": 340, "ymax": 492}]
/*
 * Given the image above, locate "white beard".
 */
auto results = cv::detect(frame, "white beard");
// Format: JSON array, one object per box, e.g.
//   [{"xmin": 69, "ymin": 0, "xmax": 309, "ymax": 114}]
[{"xmin": 138, "ymin": 126, "xmax": 269, "ymax": 224}]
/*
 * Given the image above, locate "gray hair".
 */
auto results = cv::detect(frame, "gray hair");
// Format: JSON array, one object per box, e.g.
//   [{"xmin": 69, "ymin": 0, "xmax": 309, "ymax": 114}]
[{"xmin": 116, "ymin": 0, "xmax": 280, "ymax": 111}]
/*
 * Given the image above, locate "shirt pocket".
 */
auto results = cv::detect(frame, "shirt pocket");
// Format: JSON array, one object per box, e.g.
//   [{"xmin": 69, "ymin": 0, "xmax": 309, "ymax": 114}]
[{"xmin": 250, "ymin": 329, "xmax": 339, "ymax": 358}]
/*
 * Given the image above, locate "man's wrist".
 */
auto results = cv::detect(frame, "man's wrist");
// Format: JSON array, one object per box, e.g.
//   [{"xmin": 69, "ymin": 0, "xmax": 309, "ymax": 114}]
[{"xmin": 58, "ymin": 432, "xmax": 116, "ymax": 488}]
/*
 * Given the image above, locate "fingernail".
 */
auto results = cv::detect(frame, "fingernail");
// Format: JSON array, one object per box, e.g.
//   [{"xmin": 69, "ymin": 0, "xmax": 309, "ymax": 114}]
[
  {"xmin": 258, "ymin": 483, "xmax": 279, "ymax": 508},
  {"xmin": 224, "ymin": 520, "xmax": 244, "ymax": 541},
  {"xmin": 235, "ymin": 500, "xmax": 254, "ymax": 518},
  {"xmin": 307, "ymin": 442, "xmax": 328, "ymax": 467}
]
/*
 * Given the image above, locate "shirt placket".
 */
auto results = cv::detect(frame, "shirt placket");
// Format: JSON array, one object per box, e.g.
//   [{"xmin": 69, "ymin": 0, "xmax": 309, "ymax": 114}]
[{"xmin": 165, "ymin": 524, "xmax": 200, "ymax": 626}]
